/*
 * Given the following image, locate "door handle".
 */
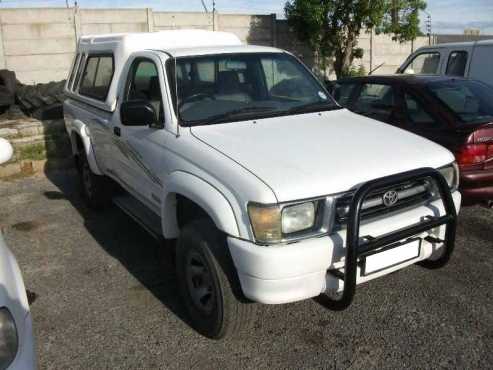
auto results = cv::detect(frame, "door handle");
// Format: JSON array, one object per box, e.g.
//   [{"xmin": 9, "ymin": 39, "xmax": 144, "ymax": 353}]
[{"xmin": 113, "ymin": 127, "xmax": 121, "ymax": 137}]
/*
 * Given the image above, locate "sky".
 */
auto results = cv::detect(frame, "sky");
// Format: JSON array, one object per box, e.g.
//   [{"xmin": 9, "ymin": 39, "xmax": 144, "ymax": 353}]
[{"xmin": 0, "ymin": 0, "xmax": 492, "ymax": 35}]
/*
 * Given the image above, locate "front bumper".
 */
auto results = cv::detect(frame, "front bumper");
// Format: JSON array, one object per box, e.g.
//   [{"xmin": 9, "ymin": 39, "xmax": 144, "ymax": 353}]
[{"xmin": 228, "ymin": 190, "xmax": 461, "ymax": 305}]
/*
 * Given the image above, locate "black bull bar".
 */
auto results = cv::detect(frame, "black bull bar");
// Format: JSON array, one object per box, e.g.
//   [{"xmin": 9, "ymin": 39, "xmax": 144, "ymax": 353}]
[{"xmin": 323, "ymin": 167, "xmax": 457, "ymax": 310}]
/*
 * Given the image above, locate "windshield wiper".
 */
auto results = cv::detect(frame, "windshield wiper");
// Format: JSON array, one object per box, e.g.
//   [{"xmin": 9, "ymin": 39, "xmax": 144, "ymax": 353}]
[
  {"xmin": 288, "ymin": 101, "xmax": 342, "ymax": 115},
  {"xmin": 188, "ymin": 106, "xmax": 279, "ymax": 126}
]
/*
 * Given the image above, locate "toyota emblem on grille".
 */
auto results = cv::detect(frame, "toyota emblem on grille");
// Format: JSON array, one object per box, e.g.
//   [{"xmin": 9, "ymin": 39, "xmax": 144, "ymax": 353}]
[{"xmin": 382, "ymin": 190, "xmax": 399, "ymax": 207}]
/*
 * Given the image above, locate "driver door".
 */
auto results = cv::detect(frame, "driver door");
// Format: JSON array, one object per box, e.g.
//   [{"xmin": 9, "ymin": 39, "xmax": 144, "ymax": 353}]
[{"xmin": 111, "ymin": 54, "xmax": 168, "ymax": 210}]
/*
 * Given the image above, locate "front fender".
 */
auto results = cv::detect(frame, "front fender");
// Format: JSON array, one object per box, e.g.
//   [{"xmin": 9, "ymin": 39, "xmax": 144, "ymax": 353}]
[{"xmin": 162, "ymin": 171, "xmax": 240, "ymax": 238}]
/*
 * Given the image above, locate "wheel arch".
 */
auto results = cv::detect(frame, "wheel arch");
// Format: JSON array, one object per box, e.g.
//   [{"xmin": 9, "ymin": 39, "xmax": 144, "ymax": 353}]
[
  {"xmin": 67, "ymin": 123, "xmax": 103, "ymax": 175},
  {"xmin": 161, "ymin": 171, "xmax": 240, "ymax": 239}
]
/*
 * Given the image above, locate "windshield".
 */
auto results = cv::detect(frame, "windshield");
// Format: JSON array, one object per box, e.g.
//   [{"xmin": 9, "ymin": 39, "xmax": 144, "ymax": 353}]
[
  {"xmin": 166, "ymin": 52, "xmax": 339, "ymax": 126},
  {"xmin": 428, "ymin": 79, "xmax": 493, "ymax": 125}
]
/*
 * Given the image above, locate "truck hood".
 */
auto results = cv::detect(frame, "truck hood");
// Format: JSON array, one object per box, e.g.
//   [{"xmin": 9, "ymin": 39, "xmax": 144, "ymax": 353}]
[{"xmin": 190, "ymin": 109, "xmax": 455, "ymax": 202}]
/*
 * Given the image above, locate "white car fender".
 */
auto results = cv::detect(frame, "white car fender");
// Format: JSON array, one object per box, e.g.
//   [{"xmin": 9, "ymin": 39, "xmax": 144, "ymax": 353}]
[
  {"xmin": 161, "ymin": 171, "xmax": 240, "ymax": 239},
  {"xmin": 68, "ymin": 119, "xmax": 103, "ymax": 175}
]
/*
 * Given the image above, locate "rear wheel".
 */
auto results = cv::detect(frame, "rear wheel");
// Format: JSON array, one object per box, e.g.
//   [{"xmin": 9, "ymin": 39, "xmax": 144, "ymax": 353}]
[
  {"xmin": 77, "ymin": 151, "xmax": 111, "ymax": 209},
  {"xmin": 176, "ymin": 219, "xmax": 257, "ymax": 339}
]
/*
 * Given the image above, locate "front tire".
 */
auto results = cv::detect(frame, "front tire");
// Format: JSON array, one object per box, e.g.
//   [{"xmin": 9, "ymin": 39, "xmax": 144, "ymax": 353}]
[{"xmin": 176, "ymin": 219, "xmax": 257, "ymax": 339}]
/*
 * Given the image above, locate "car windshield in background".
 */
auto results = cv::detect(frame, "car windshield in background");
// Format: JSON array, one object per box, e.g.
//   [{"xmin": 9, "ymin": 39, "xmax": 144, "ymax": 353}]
[
  {"xmin": 428, "ymin": 80, "xmax": 493, "ymax": 125},
  {"xmin": 167, "ymin": 53, "xmax": 339, "ymax": 126}
]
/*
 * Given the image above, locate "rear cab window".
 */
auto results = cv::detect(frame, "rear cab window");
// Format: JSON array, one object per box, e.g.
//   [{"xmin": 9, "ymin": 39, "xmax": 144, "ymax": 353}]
[
  {"xmin": 403, "ymin": 52, "xmax": 441, "ymax": 75},
  {"xmin": 79, "ymin": 54, "xmax": 115, "ymax": 101},
  {"xmin": 446, "ymin": 51, "xmax": 468, "ymax": 77}
]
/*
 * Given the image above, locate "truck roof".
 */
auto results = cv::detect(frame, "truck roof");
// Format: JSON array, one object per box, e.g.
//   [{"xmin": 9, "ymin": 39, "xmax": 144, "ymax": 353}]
[
  {"xmin": 78, "ymin": 29, "xmax": 244, "ymax": 55},
  {"xmin": 416, "ymin": 39, "xmax": 493, "ymax": 50}
]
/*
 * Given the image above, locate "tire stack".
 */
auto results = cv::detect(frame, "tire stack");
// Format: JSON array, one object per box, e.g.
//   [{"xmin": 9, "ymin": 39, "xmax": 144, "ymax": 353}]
[
  {"xmin": 0, "ymin": 70, "xmax": 17, "ymax": 113},
  {"xmin": 16, "ymin": 80, "xmax": 66, "ymax": 120}
]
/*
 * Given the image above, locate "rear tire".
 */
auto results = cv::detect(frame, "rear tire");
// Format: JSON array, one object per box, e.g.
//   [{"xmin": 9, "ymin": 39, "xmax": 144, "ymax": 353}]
[
  {"xmin": 77, "ymin": 151, "xmax": 111, "ymax": 209},
  {"xmin": 176, "ymin": 219, "xmax": 257, "ymax": 339}
]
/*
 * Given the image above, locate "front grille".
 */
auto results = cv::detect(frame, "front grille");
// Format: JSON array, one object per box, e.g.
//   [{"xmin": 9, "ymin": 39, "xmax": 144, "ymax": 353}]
[{"xmin": 334, "ymin": 178, "xmax": 433, "ymax": 226}]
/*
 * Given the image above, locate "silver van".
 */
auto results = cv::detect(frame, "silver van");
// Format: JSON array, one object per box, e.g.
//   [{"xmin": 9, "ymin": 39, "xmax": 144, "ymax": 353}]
[{"xmin": 397, "ymin": 40, "xmax": 493, "ymax": 87}]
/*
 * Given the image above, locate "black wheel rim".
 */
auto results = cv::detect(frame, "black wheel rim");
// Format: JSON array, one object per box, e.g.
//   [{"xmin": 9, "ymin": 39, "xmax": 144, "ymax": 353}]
[{"xmin": 185, "ymin": 250, "xmax": 215, "ymax": 314}]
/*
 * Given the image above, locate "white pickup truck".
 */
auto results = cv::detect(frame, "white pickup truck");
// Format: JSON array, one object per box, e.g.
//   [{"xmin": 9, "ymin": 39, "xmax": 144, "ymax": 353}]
[{"xmin": 63, "ymin": 30, "xmax": 461, "ymax": 339}]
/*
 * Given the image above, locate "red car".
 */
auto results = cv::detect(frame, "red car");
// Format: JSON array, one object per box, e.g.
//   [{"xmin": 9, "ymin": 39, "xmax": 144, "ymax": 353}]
[{"xmin": 332, "ymin": 75, "xmax": 493, "ymax": 206}]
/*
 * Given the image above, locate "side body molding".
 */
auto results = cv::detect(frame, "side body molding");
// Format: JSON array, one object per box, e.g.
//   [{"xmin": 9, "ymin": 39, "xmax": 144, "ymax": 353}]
[{"xmin": 162, "ymin": 171, "xmax": 240, "ymax": 239}]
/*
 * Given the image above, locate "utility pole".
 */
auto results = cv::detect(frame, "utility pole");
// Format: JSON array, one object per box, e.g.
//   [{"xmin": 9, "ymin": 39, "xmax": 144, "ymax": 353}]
[
  {"xmin": 212, "ymin": 0, "xmax": 216, "ymax": 31},
  {"xmin": 423, "ymin": 10, "xmax": 432, "ymax": 45}
]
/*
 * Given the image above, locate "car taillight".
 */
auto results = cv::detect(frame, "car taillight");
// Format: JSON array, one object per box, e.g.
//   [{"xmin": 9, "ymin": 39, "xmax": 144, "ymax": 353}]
[
  {"xmin": 456, "ymin": 144, "xmax": 488, "ymax": 165},
  {"xmin": 488, "ymin": 144, "xmax": 493, "ymax": 159}
]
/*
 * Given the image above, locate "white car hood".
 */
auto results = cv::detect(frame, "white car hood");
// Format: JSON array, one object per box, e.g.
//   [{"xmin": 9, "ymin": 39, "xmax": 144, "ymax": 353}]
[{"xmin": 191, "ymin": 109, "xmax": 455, "ymax": 202}]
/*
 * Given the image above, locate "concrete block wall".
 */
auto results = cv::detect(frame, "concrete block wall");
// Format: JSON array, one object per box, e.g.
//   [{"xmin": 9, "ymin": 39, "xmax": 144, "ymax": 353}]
[
  {"xmin": 0, "ymin": 7, "xmax": 429, "ymax": 84},
  {"xmin": 153, "ymin": 12, "xmax": 213, "ymax": 31},
  {"xmin": 79, "ymin": 9, "xmax": 149, "ymax": 35},
  {"xmin": 0, "ymin": 8, "xmax": 76, "ymax": 84}
]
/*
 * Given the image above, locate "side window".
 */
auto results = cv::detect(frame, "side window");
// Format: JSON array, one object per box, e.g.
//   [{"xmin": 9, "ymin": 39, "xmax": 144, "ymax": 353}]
[
  {"xmin": 126, "ymin": 59, "xmax": 163, "ymax": 122},
  {"xmin": 333, "ymin": 83, "xmax": 357, "ymax": 106},
  {"xmin": 446, "ymin": 51, "xmax": 468, "ymax": 77},
  {"xmin": 79, "ymin": 55, "xmax": 114, "ymax": 101},
  {"xmin": 403, "ymin": 52, "xmax": 441, "ymax": 75},
  {"xmin": 353, "ymin": 83, "xmax": 396, "ymax": 122},
  {"xmin": 67, "ymin": 53, "xmax": 80, "ymax": 91},
  {"xmin": 404, "ymin": 93, "xmax": 440, "ymax": 126}
]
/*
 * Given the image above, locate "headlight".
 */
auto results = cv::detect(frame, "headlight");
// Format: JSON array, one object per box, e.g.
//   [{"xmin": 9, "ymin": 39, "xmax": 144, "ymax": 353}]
[
  {"xmin": 438, "ymin": 162, "xmax": 459, "ymax": 190},
  {"xmin": 282, "ymin": 202, "xmax": 315, "ymax": 234},
  {"xmin": 248, "ymin": 201, "xmax": 318, "ymax": 244},
  {"xmin": 0, "ymin": 308, "xmax": 19, "ymax": 369}
]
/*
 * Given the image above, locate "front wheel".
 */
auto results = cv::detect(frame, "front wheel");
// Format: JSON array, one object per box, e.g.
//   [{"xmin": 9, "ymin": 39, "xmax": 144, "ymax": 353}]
[{"xmin": 176, "ymin": 219, "xmax": 257, "ymax": 339}]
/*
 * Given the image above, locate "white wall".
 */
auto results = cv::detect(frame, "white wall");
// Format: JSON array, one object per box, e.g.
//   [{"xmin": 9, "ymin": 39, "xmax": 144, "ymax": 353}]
[{"xmin": 0, "ymin": 7, "xmax": 429, "ymax": 84}]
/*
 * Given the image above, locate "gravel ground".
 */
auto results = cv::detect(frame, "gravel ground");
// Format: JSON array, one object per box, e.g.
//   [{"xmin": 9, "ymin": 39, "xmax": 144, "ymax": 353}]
[{"xmin": 0, "ymin": 170, "xmax": 492, "ymax": 370}]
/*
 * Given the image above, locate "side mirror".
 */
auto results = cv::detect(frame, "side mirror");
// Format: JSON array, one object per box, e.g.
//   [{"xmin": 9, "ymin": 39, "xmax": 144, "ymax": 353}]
[
  {"xmin": 0, "ymin": 138, "xmax": 13, "ymax": 165},
  {"xmin": 120, "ymin": 100, "xmax": 158, "ymax": 127}
]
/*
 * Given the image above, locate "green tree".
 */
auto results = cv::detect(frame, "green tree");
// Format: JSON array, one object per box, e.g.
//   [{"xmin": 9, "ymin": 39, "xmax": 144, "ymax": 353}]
[{"xmin": 284, "ymin": 0, "xmax": 426, "ymax": 78}]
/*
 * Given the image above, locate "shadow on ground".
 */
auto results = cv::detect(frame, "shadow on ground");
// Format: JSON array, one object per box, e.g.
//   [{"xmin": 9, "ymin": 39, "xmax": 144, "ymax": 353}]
[{"xmin": 43, "ymin": 170, "xmax": 192, "ymax": 329}]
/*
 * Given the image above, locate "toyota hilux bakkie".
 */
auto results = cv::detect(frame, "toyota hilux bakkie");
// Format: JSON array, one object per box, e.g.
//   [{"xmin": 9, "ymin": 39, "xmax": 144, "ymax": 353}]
[{"xmin": 63, "ymin": 30, "xmax": 461, "ymax": 339}]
